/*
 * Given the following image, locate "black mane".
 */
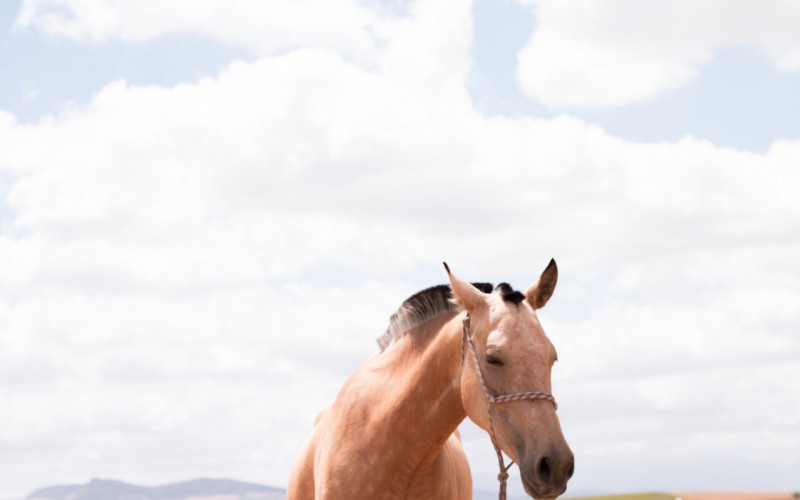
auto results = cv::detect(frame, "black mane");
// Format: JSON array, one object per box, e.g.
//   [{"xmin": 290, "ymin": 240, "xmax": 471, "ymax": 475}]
[{"xmin": 376, "ymin": 281, "xmax": 526, "ymax": 352}]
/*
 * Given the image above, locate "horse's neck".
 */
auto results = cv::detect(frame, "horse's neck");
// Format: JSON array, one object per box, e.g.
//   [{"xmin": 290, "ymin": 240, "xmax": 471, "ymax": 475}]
[
  {"xmin": 318, "ymin": 313, "xmax": 468, "ymax": 496},
  {"xmin": 376, "ymin": 312, "xmax": 466, "ymax": 464}
]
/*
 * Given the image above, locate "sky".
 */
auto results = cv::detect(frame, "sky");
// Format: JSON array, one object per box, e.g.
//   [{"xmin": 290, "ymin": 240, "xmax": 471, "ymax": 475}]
[{"xmin": 0, "ymin": 0, "xmax": 799, "ymax": 499}]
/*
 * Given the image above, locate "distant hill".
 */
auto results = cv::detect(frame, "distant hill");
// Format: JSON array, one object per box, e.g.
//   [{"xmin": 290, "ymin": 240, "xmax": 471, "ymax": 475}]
[
  {"xmin": 566, "ymin": 493, "xmax": 799, "ymax": 500},
  {"xmin": 26, "ymin": 478, "xmax": 286, "ymax": 500},
  {"xmin": 27, "ymin": 482, "xmax": 797, "ymax": 500}
]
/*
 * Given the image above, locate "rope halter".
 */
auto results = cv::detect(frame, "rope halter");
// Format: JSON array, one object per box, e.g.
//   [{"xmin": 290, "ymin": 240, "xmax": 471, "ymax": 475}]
[{"xmin": 461, "ymin": 313, "xmax": 558, "ymax": 500}]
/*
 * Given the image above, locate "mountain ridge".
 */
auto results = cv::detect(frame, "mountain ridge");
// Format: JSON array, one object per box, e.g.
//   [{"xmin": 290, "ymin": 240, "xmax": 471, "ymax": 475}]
[{"xmin": 26, "ymin": 478, "xmax": 285, "ymax": 500}]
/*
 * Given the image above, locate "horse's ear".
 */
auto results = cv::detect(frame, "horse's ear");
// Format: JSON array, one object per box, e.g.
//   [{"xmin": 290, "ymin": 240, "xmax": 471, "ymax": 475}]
[
  {"xmin": 443, "ymin": 262, "xmax": 486, "ymax": 311},
  {"xmin": 525, "ymin": 258, "xmax": 558, "ymax": 310}
]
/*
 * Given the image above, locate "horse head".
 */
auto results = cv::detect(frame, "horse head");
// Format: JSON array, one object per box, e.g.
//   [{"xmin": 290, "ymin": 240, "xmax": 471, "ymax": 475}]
[{"xmin": 446, "ymin": 260, "xmax": 574, "ymax": 499}]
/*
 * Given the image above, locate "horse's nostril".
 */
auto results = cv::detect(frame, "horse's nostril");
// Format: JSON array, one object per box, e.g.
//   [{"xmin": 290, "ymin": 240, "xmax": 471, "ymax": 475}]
[
  {"xmin": 538, "ymin": 456, "xmax": 551, "ymax": 481},
  {"xmin": 567, "ymin": 456, "xmax": 575, "ymax": 479}
]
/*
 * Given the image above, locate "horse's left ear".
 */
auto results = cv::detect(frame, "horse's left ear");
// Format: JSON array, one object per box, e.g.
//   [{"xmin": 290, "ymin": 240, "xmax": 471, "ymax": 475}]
[
  {"xmin": 525, "ymin": 258, "xmax": 558, "ymax": 310},
  {"xmin": 443, "ymin": 262, "xmax": 487, "ymax": 311}
]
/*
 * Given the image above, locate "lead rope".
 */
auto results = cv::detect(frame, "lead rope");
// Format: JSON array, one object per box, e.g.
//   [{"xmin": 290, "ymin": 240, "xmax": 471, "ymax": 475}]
[{"xmin": 462, "ymin": 313, "xmax": 557, "ymax": 500}]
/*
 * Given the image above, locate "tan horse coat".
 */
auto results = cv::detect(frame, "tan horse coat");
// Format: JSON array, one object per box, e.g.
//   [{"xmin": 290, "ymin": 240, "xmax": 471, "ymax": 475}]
[{"xmin": 287, "ymin": 261, "xmax": 573, "ymax": 500}]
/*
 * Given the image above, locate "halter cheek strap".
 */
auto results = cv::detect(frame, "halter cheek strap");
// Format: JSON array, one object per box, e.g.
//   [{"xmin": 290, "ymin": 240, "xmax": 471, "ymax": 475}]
[{"xmin": 462, "ymin": 313, "xmax": 558, "ymax": 500}]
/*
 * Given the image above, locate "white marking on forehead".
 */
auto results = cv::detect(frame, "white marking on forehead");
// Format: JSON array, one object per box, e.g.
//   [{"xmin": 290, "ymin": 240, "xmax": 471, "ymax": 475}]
[
  {"xmin": 486, "ymin": 328, "xmax": 510, "ymax": 348},
  {"xmin": 484, "ymin": 302, "xmax": 550, "ymax": 347}
]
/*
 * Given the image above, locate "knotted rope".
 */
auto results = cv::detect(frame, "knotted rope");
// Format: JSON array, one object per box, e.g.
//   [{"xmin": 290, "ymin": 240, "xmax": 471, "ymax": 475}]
[{"xmin": 462, "ymin": 313, "xmax": 557, "ymax": 500}]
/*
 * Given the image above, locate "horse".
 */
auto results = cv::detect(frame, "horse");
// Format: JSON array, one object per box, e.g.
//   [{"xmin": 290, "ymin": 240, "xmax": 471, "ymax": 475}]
[{"xmin": 287, "ymin": 260, "xmax": 573, "ymax": 499}]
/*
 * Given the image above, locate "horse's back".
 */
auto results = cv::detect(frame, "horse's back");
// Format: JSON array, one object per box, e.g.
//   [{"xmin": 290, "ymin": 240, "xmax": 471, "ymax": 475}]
[
  {"xmin": 406, "ymin": 430, "xmax": 472, "ymax": 500},
  {"xmin": 444, "ymin": 430, "xmax": 472, "ymax": 500},
  {"xmin": 286, "ymin": 406, "xmax": 330, "ymax": 500}
]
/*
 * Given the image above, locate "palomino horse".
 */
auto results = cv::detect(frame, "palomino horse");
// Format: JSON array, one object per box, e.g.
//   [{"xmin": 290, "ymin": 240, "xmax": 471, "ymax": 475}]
[{"xmin": 287, "ymin": 260, "xmax": 573, "ymax": 499}]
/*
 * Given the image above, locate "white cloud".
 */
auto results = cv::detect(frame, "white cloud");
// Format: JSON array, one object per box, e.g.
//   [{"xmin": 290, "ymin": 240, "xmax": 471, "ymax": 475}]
[
  {"xmin": 1, "ymin": 0, "xmax": 800, "ymax": 496},
  {"xmin": 14, "ymin": 0, "xmax": 385, "ymax": 62},
  {"xmin": 516, "ymin": 0, "xmax": 800, "ymax": 107},
  {"xmin": 12, "ymin": 0, "xmax": 475, "ymax": 95}
]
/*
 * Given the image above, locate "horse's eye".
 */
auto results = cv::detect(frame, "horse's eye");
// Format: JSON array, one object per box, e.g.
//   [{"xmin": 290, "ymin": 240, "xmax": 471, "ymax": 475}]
[{"xmin": 485, "ymin": 355, "xmax": 504, "ymax": 367}]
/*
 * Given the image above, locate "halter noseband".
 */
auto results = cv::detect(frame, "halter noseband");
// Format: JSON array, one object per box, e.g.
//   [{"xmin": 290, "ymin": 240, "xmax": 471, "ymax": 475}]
[{"xmin": 461, "ymin": 313, "xmax": 557, "ymax": 500}]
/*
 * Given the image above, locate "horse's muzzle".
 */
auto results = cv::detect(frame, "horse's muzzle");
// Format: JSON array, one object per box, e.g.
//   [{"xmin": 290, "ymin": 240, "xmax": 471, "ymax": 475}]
[{"xmin": 520, "ymin": 451, "xmax": 574, "ymax": 499}]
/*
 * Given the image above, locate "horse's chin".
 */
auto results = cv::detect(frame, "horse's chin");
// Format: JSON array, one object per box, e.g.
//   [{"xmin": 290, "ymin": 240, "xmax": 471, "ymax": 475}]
[{"xmin": 520, "ymin": 473, "xmax": 565, "ymax": 500}]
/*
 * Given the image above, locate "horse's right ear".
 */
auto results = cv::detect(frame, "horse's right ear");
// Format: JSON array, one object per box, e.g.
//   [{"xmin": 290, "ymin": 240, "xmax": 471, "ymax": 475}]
[
  {"xmin": 443, "ymin": 262, "xmax": 486, "ymax": 311},
  {"xmin": 525, "ymin": 258, "xmax": 558, "ymax": 310}
]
